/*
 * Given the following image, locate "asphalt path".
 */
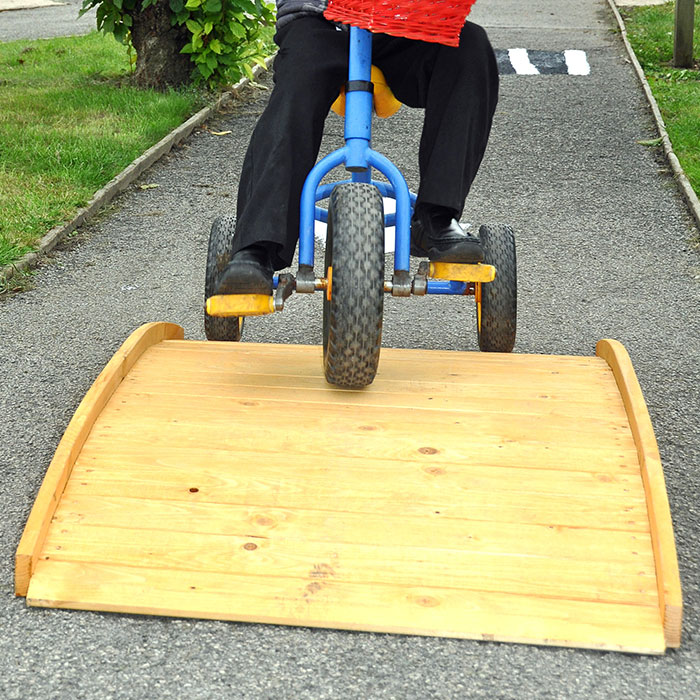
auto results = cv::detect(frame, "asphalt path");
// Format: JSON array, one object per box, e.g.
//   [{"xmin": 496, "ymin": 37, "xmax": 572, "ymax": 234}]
[
  {"xmin": 1, "ymin": 0, "xmax": 699, "ymax": 697},
  {"xmin": 0, "ymin": 0, "xmax": 95, "ymax": 41}
]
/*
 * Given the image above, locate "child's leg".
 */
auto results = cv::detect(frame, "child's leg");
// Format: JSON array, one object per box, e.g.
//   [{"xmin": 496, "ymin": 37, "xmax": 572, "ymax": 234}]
[
  {"xmin": 373, "ymin": 21, "xmax": 499, "ymax": 217},
  {"xmin": 231, "ymin": 17, "xmax": 349, "ymax": 271}
]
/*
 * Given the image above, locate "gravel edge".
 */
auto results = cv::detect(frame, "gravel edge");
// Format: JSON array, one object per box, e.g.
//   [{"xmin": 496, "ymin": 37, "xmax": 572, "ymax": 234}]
[
  {"xmin": 0, "ymin": 56, "xmax": 274, "ymax": 286},
  {"xmin": 608, "ymin": 0, "xmax": 700, "ymax": 232}
]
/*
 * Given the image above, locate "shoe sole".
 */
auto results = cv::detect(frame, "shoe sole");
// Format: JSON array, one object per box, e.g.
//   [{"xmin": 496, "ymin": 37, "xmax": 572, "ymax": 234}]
[{"xmin": 410, "ymin": 242, "xmax": 484, "ymax": 264}]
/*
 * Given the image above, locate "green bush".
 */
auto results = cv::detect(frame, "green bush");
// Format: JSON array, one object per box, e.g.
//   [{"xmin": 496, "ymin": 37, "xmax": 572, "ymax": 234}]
[{"xmin": 80, "ymin": 0, "xmax": 275, "ymax": 86}]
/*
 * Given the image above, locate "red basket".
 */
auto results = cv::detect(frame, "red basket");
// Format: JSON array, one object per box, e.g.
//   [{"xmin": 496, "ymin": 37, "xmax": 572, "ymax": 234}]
[{"xmin": 323, "ymin": 0, "xmax": 478, "ymax": 47}]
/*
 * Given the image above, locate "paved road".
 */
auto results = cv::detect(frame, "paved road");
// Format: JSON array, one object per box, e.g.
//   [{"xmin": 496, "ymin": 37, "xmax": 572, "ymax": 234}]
[
  {"xmin": 1, "ymin": 0, "xmax": 699, "ymax": 697},
  {"xmin": 0, "ymin": 0, "xmax": 95, "ymax": 41}
]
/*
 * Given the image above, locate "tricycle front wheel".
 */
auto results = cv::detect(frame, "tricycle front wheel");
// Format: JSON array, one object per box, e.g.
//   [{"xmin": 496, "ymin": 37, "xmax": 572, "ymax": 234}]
[{"xmin": 323, "ymin": 183, "xmax": 385, "ymax": 388}]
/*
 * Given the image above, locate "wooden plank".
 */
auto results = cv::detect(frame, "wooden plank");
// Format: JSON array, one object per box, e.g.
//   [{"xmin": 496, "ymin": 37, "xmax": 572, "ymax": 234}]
[
  {"xmin": 142, "ymin": 341, "xmax": 610, "ymax": 386},
  {"xmin": 63, "ymin": 472, "xmax": 648, "ymax": 532},
  {"xmin": 118, "ymin": 374, "xmax": 625, "ymax": 417},
  {"xmin": 73, "ymin": 444, "xmax": 644, "ymax": 500},
  {"xmin": 52, "ymin": 493, "xmax": 653, "ymax": 557},
  {"xmin": 90, "ymin": 396, "xmax": 637, "ymax": 456},
  {"xmin": 26, "ymin": 560, "xmax": 666, "ymax": 654},
  {"xmin": 674, "ymin": 0, "xmax": 695, "ymax": 68},
  {"xmin": 125, "ymin": 368, "xmax": 622, "ymax": 409},
  {"xmin": 162, "ymin": 340, "xmax": 606, "ymax": 369},
  {"xmin": 67, "ymin": 448, "xmax": 649, "ymax": 533},
  {"xmin": 105, "ymin": 389, "xmax": 633, "ymax": 444},
  {"xmin": 82, "ymin": 418, "xmax": 640, "ymax": 476},
  {"xmin": 41, "ymin": 522, "xmax": 660, "ymax": 606},
  {"xmin": 125, "ymin": 367, "xmax": 619, "ymax": 401},
  {"xmin": 14, "ymin": 322, "xmax": 184, "ymax": 596},
  {"xmin": 138, "ymin": 344, "xmax": 618, "ymax": 386},
  {"xmin": 596, "ymin": 340, "xmax": 683, "ymax": 648}
]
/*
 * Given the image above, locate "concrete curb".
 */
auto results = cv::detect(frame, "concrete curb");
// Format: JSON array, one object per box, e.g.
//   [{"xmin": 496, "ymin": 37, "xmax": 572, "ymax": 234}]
[
  {"xmin": 608, "ymin": 0, "xmax": 700, "ymax": 232},
  {"xmin": 0, "ymin": 56, "xmax": 274, "ymax": 287}
]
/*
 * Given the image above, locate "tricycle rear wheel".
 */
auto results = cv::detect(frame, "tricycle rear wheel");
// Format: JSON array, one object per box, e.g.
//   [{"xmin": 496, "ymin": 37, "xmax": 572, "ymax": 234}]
[
  {"xmin": 476, "ymin": 223, "xmax": 517, "ymax": 352},
  {"xmin": 204, "ymin": 215, "xmax": 244, "ymax": 342},
  {"xmin": 323, "ymin": 183, "xmax": 385, "ymax": 388}
]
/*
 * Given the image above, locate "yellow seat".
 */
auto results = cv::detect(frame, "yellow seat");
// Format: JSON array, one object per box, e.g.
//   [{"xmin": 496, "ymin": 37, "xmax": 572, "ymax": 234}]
[{"xmin": 331, "ymin": 65, "xmax": 402, "ymax": 119}]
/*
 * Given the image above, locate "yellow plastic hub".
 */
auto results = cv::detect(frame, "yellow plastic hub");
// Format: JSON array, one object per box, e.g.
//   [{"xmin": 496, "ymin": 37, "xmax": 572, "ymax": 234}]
[
  {"xmin": 326, "ymin": 267, "xmax": 333, "ymax": 302},
  {"xmin": 475, "ymin": 282, "xmax": 482, "ymax": 332},
  {"xmin": 206, "ymin": 294, "xmax": 275, "ymax": 317},
  {"xmin": 429, "ymin": 262, "xmax": 496, "ymax": 283}
]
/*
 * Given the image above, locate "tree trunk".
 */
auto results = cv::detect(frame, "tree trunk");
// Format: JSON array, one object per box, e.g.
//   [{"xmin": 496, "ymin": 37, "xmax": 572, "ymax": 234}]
[{"xmin": 131, "ymin": 1, "xmax": 192, "ymax": 89}]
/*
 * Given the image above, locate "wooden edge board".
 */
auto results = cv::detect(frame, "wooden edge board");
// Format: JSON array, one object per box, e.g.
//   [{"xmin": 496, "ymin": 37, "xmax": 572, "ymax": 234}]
[
  {"xmin": 14, "ymin": 322, "xmax": 184, "ymax": 597},
  {"xmin": 596, "ymin": 339, "xmax": 682, "ymax": 648}
]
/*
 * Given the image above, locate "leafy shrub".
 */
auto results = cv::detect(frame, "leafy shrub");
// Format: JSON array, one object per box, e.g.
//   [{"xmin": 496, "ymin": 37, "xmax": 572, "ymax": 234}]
[{"xmin": 80, "ymin": 0, "xmax": 275, "ymax": 86}]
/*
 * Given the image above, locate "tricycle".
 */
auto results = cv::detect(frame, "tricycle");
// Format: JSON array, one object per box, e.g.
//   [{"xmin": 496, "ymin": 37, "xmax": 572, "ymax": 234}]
[{"xmin": 205, "ymin": 0, "xmax": 516, "ymax": 388}]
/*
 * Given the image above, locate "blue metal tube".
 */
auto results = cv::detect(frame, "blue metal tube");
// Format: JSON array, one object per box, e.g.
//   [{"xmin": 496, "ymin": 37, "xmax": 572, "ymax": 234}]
[
  {"xmin": 348, "ymin": 26, "xmax": 372, "ymax": 82},
  {"xmin": 315, "ymin": 183, "xmax": 339, "ymax": 201},
  {"xmin": 315, "ymin": 206, "xmax": 328, "ymax": 223},
  {"xmin": 426, "ymin": 280, "xmax": 469, "ymax": 295},
  {"xmin": 367, "ymin": 149, "xmax": 412, "ymax": 272},
  {"xmin": 381, "ymin": 186, "xmax": 417, "ymax": 227},
  {"xmin": 316, "ymin": 181, "xmax": 410, "ymax": 228},
  {"xmin": 344, "ymin": 27, "xmax": 373, "ymax": 172},
  {"xmin": 299, "ymin": 147, "xmax": 348, "ymax": 267},
  {"xmin": 372, "ymin": 181, "xmax": 394, "ymax": 197},
  {"xmin": 317, "ymin": 180, "xmax": 396, "ymax": 203},
  {"xmin": 352, "ymin": 168, "xmax": 372, "ymax": 183},
  {"xmin": 299, "ymin": 27, "xmax": 419, "ymax": 272}
]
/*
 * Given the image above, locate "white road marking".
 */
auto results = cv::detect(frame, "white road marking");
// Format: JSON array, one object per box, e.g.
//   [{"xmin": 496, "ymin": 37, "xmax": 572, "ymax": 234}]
[
  {"xmin": 564, "ymin": 49, "xmax": 591, "ymax": 76},
  {"xmin": 508, "ymin": 48, "xmax": 540, "ymax": 75}
]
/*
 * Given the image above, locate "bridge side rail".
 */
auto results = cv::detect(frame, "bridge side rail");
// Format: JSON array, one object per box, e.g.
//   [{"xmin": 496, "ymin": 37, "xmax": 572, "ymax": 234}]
[
  {"xmin": 14, "ymin": 322, "xmax": 185, "ymax": 597},
  {"xmin": 596, "ymin": 339, "xmax": 683, "ymax": 648}
]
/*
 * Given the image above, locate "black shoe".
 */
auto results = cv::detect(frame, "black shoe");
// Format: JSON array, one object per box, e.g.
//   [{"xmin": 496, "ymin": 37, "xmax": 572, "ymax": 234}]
[
  {"xmin": 410, "ymin": 206, "xmax": 484, "ymax": 263},
  {"xmin": 214, "ymin": 245, "xmax": 274, "ymax": 295}
]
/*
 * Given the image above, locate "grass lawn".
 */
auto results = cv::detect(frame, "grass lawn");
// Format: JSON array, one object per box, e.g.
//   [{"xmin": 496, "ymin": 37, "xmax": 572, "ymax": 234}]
[
  {"xmin": 0, "ymin": 32, "xmax": 207, "ymax": 270},
  {"xmin": 621, "ymin": 1, "xmax": 700, "ymax": 197}
]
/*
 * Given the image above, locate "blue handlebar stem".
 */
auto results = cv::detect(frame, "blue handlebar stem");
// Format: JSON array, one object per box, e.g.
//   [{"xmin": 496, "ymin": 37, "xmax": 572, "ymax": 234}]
[{"xmin": 298, "ymin": 26, "xmax": 413, "ymax": 274}]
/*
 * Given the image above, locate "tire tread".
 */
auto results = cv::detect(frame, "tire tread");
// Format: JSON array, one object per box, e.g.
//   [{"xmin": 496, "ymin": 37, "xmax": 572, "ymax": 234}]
[
  {"xmin": 477, "ymin": 223, "xmax": 517, "ymax": 352},
  {"xmin": 323, "ymin": 183, "xmax": 385, "ymax": 388},
  {"xmin": 204, "ymin": 215, "xmax": 244, "ymax": 342}
]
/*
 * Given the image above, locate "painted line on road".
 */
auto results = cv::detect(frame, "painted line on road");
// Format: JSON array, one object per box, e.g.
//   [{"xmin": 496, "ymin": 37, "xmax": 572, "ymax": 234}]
[
  {"xmin": 496, "ymin": 49, "xmax": 591, "ymax": 75},
  {"xmin": 507, "ymin": 48, "xmax": 540, "ymax": 75},
  {"xmin": 564, "ymin": 50, "xmax": 591, "ymax": 75}
]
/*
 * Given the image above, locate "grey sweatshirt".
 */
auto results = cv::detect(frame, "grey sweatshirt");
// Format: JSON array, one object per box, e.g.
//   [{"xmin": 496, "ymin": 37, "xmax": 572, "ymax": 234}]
[{"xmin": 276, "ymin": 0, "xmax": 328, "ymax": 29}]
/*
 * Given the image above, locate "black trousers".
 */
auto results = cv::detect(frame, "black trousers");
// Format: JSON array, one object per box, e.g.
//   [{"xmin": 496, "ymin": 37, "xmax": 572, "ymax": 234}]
[{"xmin": 233, "ymin": 15, "xmax": 499, "ymax": 269}]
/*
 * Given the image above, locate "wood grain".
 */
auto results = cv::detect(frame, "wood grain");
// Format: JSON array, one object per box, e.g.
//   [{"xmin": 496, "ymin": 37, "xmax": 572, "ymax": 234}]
[
  {"xmin": 597, "ymin": 339, "xmax": 683, "ymax": 648},
  {"xmin": 27, "ymin": 559, "xmax": 666, "ymax": 654},
  {"xmin": 14, "ymin": 322, "xmax": 184, "ymax": 596},
  {"xmin": 18, "ymin": 334, "xmax": 680, "ymax": 654}
]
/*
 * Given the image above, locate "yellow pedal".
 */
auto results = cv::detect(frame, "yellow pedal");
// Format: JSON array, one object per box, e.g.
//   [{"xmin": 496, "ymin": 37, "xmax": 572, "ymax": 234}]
[
  {"xmin": 429, "ymin": 262, "xmax": 496, "ymax": 283},
  {"xmin": 206, "ymin": 294, "xmax": 275, "ymax": 317}
]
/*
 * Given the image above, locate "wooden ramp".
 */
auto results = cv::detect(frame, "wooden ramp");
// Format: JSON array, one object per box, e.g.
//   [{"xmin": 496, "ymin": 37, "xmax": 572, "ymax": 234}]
[{"xmin": 16, "ymin": 323, "xmax": 682, "ymax": 654}]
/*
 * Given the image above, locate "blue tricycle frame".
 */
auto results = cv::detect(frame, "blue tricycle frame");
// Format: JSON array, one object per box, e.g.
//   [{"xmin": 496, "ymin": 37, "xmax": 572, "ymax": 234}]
[
  {"xmin": 279, "ymin": 25, "xmax": 477, "ymax": 298},
  {"xmin": 205, "ymin": 23, "xmax": 517, "ymax": 388}
]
